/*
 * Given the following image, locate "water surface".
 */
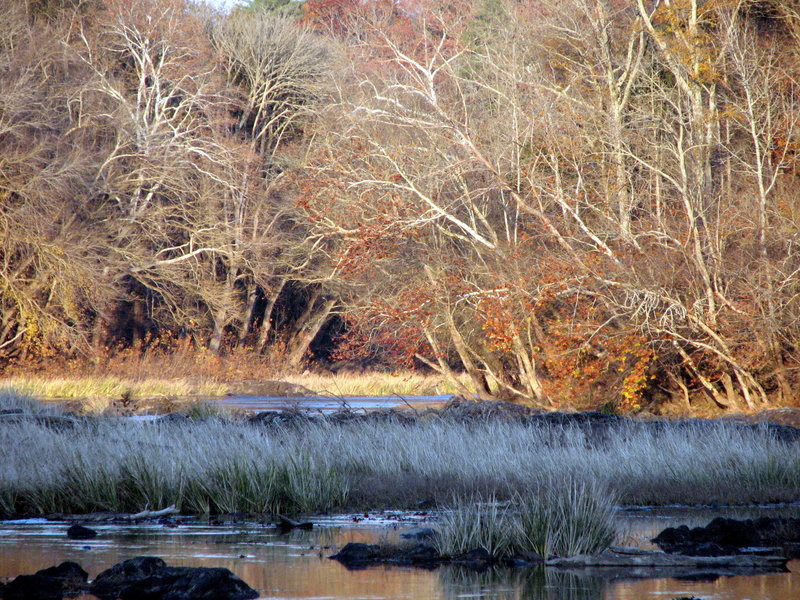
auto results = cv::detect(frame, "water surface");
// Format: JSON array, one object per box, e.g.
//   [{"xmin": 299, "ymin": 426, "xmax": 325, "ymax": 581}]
[
  {"xmin": 215, "ymin": 394, "xmax": 451, "ymax": 413},
  {"xmin": 2, "ymin": 507, "xmax": 799, "ymax": 599}
]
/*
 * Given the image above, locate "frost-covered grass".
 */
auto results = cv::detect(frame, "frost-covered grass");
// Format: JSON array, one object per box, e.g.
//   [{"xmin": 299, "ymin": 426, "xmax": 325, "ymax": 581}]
[{"xmin": 1, "ymin": 394, "xmax": 799, "ymax": 517}]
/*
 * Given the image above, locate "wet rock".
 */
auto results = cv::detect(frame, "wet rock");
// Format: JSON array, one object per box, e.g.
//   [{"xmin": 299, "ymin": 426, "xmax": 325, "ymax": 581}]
[
  {"xmin": 329, "ymin": 543, "xmax": 388, "ymax": 568},
  {"xmin": 4, "ymin": 561, "xmax": 88, "ymax": 599},
  {"xmin": 330, "ymin": 542, "xmax": 444, "ymax": 569},
  {"xmin": 35, "ymin": 562, "xmax": 89, "ymax": 593},
  {"xmin": 547, "ymin": 546, "xmax": 788, "ymax": 578},
  {"xmin": 400, "ymin": 527, "xmax": 438, "ymax": 541},
  {"xmin": 4, "ymin": 574, "xmax": 64, "ymax": 600},
  {"xmin": 116, "ymin": 567, "xmax": 259, "ymax": 600},
  {"xmin": 90, "ymin": 556, "xmax": 168, "ymax": 598},
  {"xmin": 67, "ymin": 524, "xmax": 97, "ymax": 539},
  {"xmin": 452, "ymin": 548, "xmax": 493, "ymax": 569},
  {"xmin": 397, "ymin": 543, "xmax": 440, "ymax": 565},
  {"xmin": 653, "ymin": 517, "xmax": 800, "ymax": 556},
  {"xmin": 89, "ymin": 556, "xmax": 257, "ymax": 600}
]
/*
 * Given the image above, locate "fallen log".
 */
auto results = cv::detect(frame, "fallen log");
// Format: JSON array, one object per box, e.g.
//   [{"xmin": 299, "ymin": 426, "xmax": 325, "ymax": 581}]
[{"xmin": 119, "ymin": 506, "xmax": 179, "ymax": 521}]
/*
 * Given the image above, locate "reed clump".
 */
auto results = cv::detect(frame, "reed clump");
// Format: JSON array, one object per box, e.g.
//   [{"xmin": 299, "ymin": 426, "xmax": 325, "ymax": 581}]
[{"xmin": 435, "ymin": 484, "xmax": 617, "ymax": 559}]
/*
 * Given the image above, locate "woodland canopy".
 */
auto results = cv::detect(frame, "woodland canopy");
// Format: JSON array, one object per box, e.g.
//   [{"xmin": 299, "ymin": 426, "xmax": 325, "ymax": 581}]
[{"xmin": 2, "ymin": 0, "xmax": 800, "ymax": 412}]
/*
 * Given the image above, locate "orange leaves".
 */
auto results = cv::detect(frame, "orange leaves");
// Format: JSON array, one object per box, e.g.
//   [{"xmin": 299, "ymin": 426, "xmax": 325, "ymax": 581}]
[{"xmin": 477, "ymin": 293, "xmax": 519, "ymax": 353}]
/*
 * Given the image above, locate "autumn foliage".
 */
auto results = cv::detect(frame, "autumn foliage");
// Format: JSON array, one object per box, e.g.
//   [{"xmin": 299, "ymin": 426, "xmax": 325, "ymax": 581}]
[{"xmin": 2, "ymin": 0, "xmax": 800, "ymax": 413}]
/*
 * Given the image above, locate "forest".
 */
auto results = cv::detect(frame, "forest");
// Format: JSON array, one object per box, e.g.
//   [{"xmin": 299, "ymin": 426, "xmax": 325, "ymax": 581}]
[{"xmin": 1, "ymin": 0, "xmax": 799, "ymax": 412}]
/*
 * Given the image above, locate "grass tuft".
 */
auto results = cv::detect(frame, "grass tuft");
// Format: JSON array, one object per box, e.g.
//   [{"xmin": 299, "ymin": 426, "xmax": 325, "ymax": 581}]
[
  {"xmin": 436, "ymin": 483, "xmax": 617, "ymax": 559},
  {"xmin": 516, "ymin": 482, "xmax": 617, "ymax": 558},
  {"xmin": 435, "ymin": 498, "xmax": 517, "ymax": 557}
]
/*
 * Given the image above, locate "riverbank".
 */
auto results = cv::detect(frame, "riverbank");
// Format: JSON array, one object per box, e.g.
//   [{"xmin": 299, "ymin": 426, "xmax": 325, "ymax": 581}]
[{"xmin": 0, "ymin": 372, "xmax": 466, "ymax": 415}]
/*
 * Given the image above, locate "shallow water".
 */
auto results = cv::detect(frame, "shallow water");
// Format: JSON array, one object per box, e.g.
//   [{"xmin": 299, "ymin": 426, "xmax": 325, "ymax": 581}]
[
  {"xmin": 215, "ymin": 394, "xmax": 451, "ymax": 413},
  {"xmin": 2, "ymin": 507, "xmax": 800, "ymax": 599}
]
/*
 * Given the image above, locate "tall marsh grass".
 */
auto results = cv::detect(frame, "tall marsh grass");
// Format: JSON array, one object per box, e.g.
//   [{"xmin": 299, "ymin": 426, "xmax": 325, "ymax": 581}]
[
  {"xmin": 1, "ymin": 395, "xmax": 799, "ymax": 516},
  {"xmin": 436, "ymin": 483, "xmax": 617, "ymax": 558}
]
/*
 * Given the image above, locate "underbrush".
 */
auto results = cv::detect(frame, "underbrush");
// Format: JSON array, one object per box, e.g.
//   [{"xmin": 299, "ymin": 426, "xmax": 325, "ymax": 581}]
[{"xmin": 1, "ymin": 396, "xmax": 799, "ymax": 517}]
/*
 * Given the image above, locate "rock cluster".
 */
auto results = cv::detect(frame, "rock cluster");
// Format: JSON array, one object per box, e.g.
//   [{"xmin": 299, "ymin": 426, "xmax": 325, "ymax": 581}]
[
  {"xmin": 0, "ymin": 556, "xmax": 258, "ymax": 600},
  {"xmin": 653, "ymin": 516, "xmax": 800, "ymax": 557},
  {"xmin": 244, "ymin": 398, "xmax": 800, "ymax": 444}
]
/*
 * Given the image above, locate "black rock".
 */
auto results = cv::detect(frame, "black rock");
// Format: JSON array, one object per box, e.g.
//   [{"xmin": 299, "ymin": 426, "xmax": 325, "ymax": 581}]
[
  {"xmin": 90, "ymin": 556, "xmax": 168, "ymax": 598},
  {"xmin": 4, "ymin": 574, "xmax": 64, "ymax": 600},
  {"xmin": 452, "ymin": 548, "xmax": 493, "ymax": 570},
  {"xmin": 89, "ymin": 557, "xmax": 257, "ymax": 600},
  {"xmin": 653, "ymin": 517, "xmax": 800, "ymax": 556},
  {"xmin": 4, "ymin": 561, "xmax": 88, "ymax": 600},
  {"xmin": 35, "ymin": 562, "xmax": 88, "ymax": 593},
  {"xmin": 117, "ymin": 567, "xmax": 259, "ymax": 600},
  {"xmin": 329, "ymin": 543, "xmax": 386, "ymax": 568},
  {"xmin": 330, "ymin": 541, "xmax": 445, "ymax": 569},
  {"xmin": 67, "ymin": 524, "xmax": 98, "ymax": 539},
  {"xmin": 395, "ymin": 543, "xmax": 440, "ymax": 565}
]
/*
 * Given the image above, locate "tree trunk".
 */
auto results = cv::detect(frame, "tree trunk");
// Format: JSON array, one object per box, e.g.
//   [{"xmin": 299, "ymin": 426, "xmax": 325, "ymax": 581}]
[
  {"xmin": 285, "ymin": 298, "xmax": 335, "ymax": 367},
  {"xmin": 238, "ymin": 283, "xmax": 258, "ymax": 345},
  {"xmin": 210, "ymin": 307, "xmax": 227, "ymax": 354},
  {"xmin": 257, "ymin": 278, "xmax": 286, "ymax": 353}
]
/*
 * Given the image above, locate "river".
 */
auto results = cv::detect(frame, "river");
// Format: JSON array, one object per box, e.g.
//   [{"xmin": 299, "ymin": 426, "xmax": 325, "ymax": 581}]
[{"xmin": 2, "ymin": 506, "xmax": 799, "ymax": 599}]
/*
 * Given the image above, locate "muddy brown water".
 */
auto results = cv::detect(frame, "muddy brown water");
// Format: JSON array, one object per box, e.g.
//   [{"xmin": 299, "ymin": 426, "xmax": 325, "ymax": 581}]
[{"xmin": 2, "ymin": 507, "xmax": 800, "ymax": 599}]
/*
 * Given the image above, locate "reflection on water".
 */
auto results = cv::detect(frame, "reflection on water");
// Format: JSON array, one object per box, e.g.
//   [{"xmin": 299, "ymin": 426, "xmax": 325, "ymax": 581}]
[
  {"xmin": 1, "ymin": 507, "xmax": 799, "ymax": 599},
  {"xmin": 215, "ymin": 394, "xmax": 450, "ymax": 413},
  {"xmin": 439, "ymin": 567, "xmax": 607, "ymax": 600}
]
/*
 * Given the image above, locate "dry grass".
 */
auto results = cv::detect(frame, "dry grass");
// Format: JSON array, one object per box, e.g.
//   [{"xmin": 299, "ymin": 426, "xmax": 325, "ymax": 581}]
[
  {"xmin": 0, "ymin": 361, "xmax": 468, "ymax": 413},
  {"xmin": 1, "ymin": 395, "xmax": 799, "ymax": 518},
  {"xmin": 0, "ymin": 376, "xmax": 227, "ymax": 402},
  {"xmin": 282, "ymin": 371, "xmax": 470, "ymax": 397}
]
